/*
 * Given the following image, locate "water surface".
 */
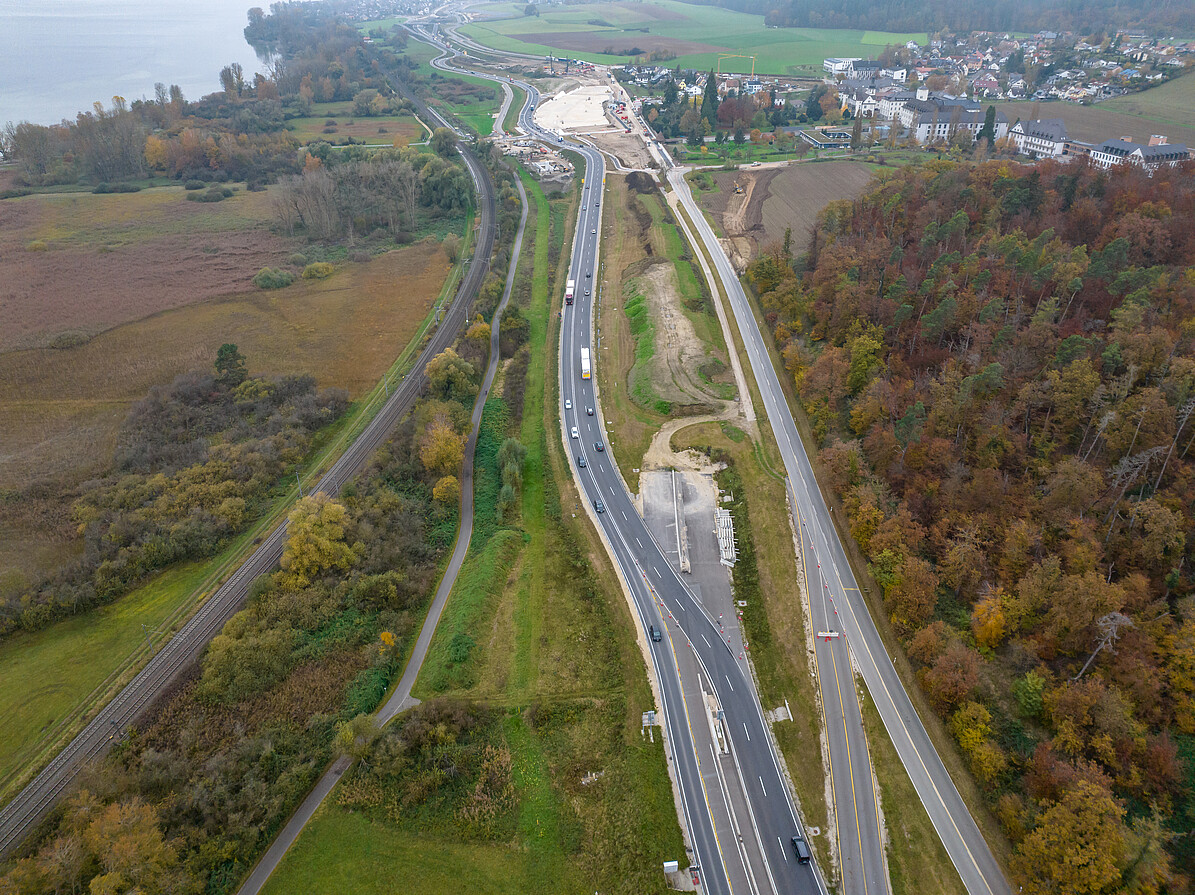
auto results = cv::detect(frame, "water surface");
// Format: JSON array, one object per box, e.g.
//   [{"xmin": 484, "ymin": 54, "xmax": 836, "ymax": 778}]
[{"xmin": 1, "ymin": 0, "xmax": 264, "ymax": 125}]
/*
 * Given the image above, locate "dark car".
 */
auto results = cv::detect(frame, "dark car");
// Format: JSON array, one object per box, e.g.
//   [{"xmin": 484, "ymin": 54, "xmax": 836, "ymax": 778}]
[
  {"xmin": 577, "ymin": 456, "xmax": 587, "ymax": 468},
  {"xmin": 791, "ymin": 835, "xmax": 811, "ymax": 865},
  {"xmin": 586, "ymin": 270, "xmax": 592, "ymax": 278},
  {"xmin": 594, "ymin": 441, "xmax": 605, "ymax": 452},
  {"xmin": 594, "ymin": 500, "xmax": 605, "ymax": 513},
  {"xmin": 649, "ymin": 624, "xmax": 662, "ymax": 642}
]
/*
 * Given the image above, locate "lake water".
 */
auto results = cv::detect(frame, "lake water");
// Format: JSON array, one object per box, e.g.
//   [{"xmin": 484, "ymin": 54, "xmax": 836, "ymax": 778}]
[{"xmin": 0, "ymin": 0, "xmax": 265, "ymax": 126}]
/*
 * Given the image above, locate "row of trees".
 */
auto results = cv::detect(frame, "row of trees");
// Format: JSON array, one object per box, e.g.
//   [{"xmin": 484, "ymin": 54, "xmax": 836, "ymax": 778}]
[{"xmin": 747, "ymin": 157, "xmax": 1195, "ymax": 892}]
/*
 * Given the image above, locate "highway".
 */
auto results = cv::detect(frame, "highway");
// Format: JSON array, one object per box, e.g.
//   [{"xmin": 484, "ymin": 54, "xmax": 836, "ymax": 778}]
[
  {"xmin": 416, "ymin": 28, "xmax": 826, "ymax": 895},
  {"xmin": 0, "ymin": 80, "xmax": 498, "ymax": 860},
  {"xmin": 667, "ymin": 167, "xmax": 1012, "ymax": 895}
]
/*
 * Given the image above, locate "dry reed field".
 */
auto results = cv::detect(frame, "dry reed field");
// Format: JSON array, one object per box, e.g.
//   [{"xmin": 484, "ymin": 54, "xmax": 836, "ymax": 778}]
[{"xmin": 0, "ymin": 187, "xmax": 292, "ymax": 351}]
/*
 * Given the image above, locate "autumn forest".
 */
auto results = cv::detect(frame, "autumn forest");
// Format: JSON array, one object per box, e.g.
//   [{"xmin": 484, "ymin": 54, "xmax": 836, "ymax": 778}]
[{"xmin": 748, "ymin": 158, "xmax": 1195, "ymax": 892}]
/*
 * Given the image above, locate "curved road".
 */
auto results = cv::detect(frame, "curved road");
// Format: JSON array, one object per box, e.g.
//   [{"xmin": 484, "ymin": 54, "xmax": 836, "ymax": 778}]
[
  {"xmin": 0, "ymin": 78, "xmax": 498, "ymax": 860},
  {"xmin": 415, "ymin": 27, "xmax": 829, "ymax": 895},
  {"xmin": 234, "ymin": 146, "xmax": 531, "ymax": 895},
  {"xmin": 667, "ymin": 167, "xmax": 1012, "ymax": 895}
]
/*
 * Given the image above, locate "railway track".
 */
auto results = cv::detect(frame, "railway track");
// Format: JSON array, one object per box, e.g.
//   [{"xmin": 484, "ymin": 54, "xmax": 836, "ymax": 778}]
[{"xmin": 0, "ymin": 92, "xmax": 497, "ymax": 859}]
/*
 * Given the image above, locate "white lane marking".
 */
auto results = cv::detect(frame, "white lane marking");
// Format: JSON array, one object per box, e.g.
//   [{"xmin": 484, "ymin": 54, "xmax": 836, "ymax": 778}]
[
  {"xmin": 636, "ymin": 537, "xmax": 643, "ymax": 548},
  {"xmin": 702, "ymin": 634, "xmax": 711, "ymax": 648},
  {"xmin": 621, "ymin": 510, "xmax": 627, "ymax": 521},
  {"xmin": 725, "ymin": 675, "xmax": 734, "ymax": 692},
  {"xmin": 759, "ymin": 775, "xmax": 766, "ymax": 797},
  {"xmin": 654, "ymin": 566, "xmax": 661, "ymax": 576},
  {"xmin": 779, "ymin": 836, "xmax": 787, "ymax": 860},
  {"xmin": 744, "ymin": 723, "xmax": 751, "ymax": 742}
]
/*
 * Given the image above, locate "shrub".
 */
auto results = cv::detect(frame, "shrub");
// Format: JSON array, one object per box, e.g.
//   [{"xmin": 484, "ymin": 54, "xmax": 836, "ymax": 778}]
[
  {"xmin": 184, "ymin": 179, "xmax": 206, "ymax": 190},
  {"xmin": 49, "ymin": 331, "xmax": 91, "ymax": 349},
  {"xmin": 92, "ymin": 182, "xmax": 141, "ymax": 194},
  {"xmin": 0, "ymin": 188, "xmax": 33, "ymax": 200},
  {"xmin": 25, "ymin": 240, "xmax": 48, "ymax": 252},
  {"xmin": 287, "ymin": 252, "xmax": 308, "ymax": 267},
  {"xmin": 301, "ymin": 261, "xmax": 335, "ymax": 280},
  {"xmin": 252, "ymin": 267, "xmax": 295, "ymax": 289},
  {"xmin": 186, "ymin": 185, "xmax": 232, "ymax": 203}
]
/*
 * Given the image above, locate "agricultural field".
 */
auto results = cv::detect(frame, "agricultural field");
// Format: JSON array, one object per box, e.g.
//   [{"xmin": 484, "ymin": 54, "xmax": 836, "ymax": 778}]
[
  {"xmin": 991, "ymin": 97, "xmax": 1195, "ymax": 146},
  {"xmin": 286, "ymin": 101, "xmax": 425, "ymax": 146},
  {"xmin": 693, "ymin": 160, "xmax": 874, "ymax": 264},
  {"xmin": 460, "ymin": 0, "xmax": 925, "ymax": 76},
  {"xmin": 1101, "ymin": 71, "xmax": 1195, "ymax": 131}
]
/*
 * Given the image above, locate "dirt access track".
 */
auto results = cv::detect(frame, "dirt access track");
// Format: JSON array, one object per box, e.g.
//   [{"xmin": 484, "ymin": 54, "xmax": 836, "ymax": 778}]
[{"xmin": 698, "ymin": 161, "xmax": 874, "ymax": 269}]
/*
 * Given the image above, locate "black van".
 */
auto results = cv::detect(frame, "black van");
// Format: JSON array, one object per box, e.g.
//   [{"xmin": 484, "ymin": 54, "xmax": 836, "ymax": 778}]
[
  {"xmin": 649, "ymin": 625, "xmax": 662, "ymax": 643},
  {"xmin": 791, "ymin": 835, "xmax": 811, "ymax": 865}
]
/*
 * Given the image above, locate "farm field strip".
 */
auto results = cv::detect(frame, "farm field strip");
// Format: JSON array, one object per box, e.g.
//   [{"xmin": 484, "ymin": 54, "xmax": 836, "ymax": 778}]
[{"xmin": 460, "ymin": 0, "xmax": 924, "ymax": 75}]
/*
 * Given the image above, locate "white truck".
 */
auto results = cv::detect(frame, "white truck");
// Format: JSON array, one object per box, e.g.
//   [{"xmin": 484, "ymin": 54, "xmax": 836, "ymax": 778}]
[
  {"xmin": 565, "ymin": 278, "xmax": 575, "ymax": 305},
  {"xmin": 580, "ymin": 347, "xmax": 591, "ymax": 380}
]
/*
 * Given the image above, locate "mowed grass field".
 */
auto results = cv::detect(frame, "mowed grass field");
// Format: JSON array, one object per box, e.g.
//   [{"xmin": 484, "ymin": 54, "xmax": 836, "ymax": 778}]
[
  {"xmin": 460, "ymin": 0, "xmax": 925, "ymax": 76},
  {"xmin": 287, "ymin": 101, "xmax": 425, "ymax": 146},
  {"xmin": 991, "ymin": 97, "xmax": 1195, "ymax": 146},
  {"xmin": 1101, "ymin": 72, "xmax": 1195, "ymax": 130}
]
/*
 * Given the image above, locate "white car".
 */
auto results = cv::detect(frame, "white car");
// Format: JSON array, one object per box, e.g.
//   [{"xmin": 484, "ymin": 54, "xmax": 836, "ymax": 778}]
[
  {"xmin": 565, "ymin": 399, "xmax": 572, "ymax": 410},
  {"xmin": 571, "ymin": 426, "xmax": 579, "ymax": 439}
]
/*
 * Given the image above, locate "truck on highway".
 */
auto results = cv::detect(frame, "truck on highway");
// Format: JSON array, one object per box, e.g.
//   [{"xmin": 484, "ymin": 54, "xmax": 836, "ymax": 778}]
[
  {"xmin": 565, "ymin": 278, "xmax": 575, "ymax": 305},
  {"xmin": 580, "ymin": 347, "xmax": 591, "ymax": 380}
]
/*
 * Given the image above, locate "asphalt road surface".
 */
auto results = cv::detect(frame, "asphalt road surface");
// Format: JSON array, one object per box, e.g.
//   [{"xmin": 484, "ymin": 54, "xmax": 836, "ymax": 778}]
[
  {"xmin": 0, "ymin": 78, "xmax": 498, "ymax": 862},
  {"xmin": 668, "ymin": 167, "xmax": 1012, "ymax": 895},
  {"xmin": 414, "ymin": 30, "xmax": 830, "ymax": 895}
]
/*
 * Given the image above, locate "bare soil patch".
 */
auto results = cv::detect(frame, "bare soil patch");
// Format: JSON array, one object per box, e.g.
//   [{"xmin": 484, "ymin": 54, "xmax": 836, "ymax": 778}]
[
  {"xmin": 994, "ymin": 100, "xmax": 1195, "ymax": 146},
  {"xmin": 588, "ymin": 131, "xmax": 654, "ymax": 168},
  {"xmin": 699, "ymin": 162, "xmax": 873, "ymax": 263},
  {"xmin": 0, "ymin": 187, "xmax": 293, "ymax": 351},
  {"xmin": 759, "ymin": 161, "xmax": 873, "ymax": 247},
  {"xmin": 519, "ymin": 30, "xmax": 721, "ymax": 57},
  {"xmin": 632, "ymin": 261, "xmax": 725, "ymax": 410}
]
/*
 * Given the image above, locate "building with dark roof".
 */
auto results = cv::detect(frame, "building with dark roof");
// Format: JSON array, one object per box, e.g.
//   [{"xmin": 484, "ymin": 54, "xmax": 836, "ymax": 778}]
[
  {"xmin": 1009, "ymin": 118, "xmax": 1068, "ymax": 157},
  {"xmin": 1089, "ymin": 136, "xmax": 1191, "ymax": 172}
]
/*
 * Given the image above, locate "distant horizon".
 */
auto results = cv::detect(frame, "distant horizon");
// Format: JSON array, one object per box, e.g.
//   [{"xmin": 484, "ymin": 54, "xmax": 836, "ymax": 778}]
[{"xmin": 0, "ymin": 0, "xmax": 264, "ymax": 126}]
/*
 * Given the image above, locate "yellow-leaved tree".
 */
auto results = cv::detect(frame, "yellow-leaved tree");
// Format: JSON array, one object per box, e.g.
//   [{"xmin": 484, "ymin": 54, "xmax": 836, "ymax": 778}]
[
  {"xmin": 421, "ymin": 418, "xmax": 465, "ymax": 477},
  {"xmin": 279, "ymin": 493, "xmax": 358, "ymax": 589}
]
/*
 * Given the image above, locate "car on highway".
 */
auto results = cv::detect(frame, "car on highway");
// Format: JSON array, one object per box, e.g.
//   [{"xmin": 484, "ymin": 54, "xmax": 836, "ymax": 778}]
[
  {"xmin": 586, "ymin": 271, "xmax": 592, "ymax": 277},
  {"xmin": 649, "ymin": 624, "xmax": 662, "ymax": 642},
  {"xmin": 565, "ymin": 399, "xmax": 572, "ymax": 410},
  {"xmin": 586, "ymin": 406, "xmax": 594, "ymax": 416},
  {"xmin": 591, "ymin": 228, "xmax": 596, "ymax": 234},
  {"xmin": 585, "ymin": 289, "xmax": 590, "ymax": 296},
  {"xmin": 571, "ymin": 426, "xmax": 579, "ymax": 439},
  {"xmin": 577, "ymin": 456, "xmax": 587, "ymax": 468},
  {"xmin": 594, "ymin": 441, "xmax": 605, "ymax": 452},
  {"xmin": 791, "ymin": 835, "xmax": 811, "ymax": 864},
  {"xmin": 594, "ymin": 500, "xmax": 605, "ymax": 513}
]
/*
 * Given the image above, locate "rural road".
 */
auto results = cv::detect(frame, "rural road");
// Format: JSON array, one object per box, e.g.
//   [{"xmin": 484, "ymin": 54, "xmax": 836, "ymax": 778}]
[
  {"xmin": 667, "ymin": 165, "xmax": 1012, "ymax": 895},
  {"xmin": 0, "ymin": 67, "xmax": 499, "ymax": 861},
  {"xmin": 234, "ymin": 145, "xmax": 531, "ymax": 895}
]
